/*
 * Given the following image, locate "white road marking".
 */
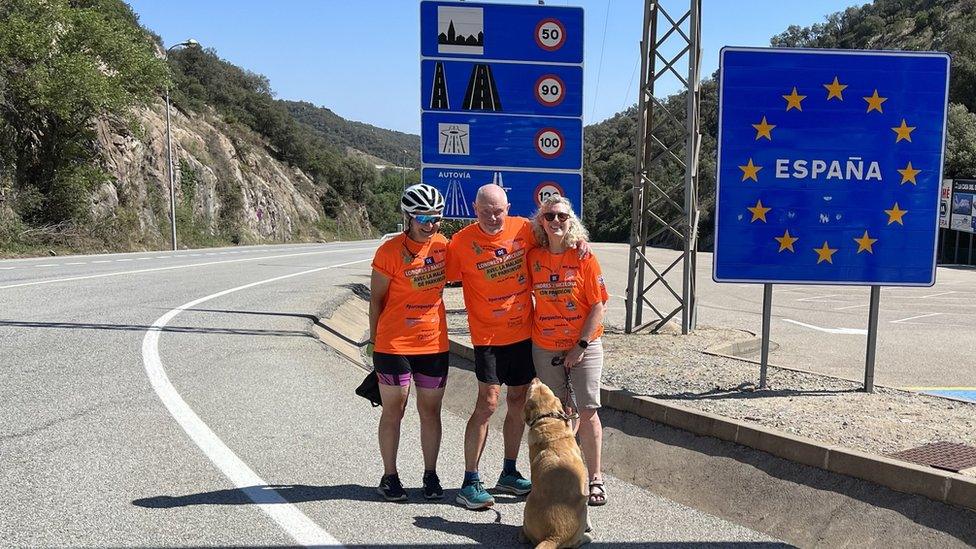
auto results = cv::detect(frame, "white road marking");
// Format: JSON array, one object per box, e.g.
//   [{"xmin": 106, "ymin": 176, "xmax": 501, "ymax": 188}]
[
  {"xmin": 65, "ymin": 262, "xmax": 86, "ymax": 265},
  {"xmin": 93, "ymin": 260, "xmax": 111, "ymax": 263},
  {"xmin": 37, "ymin": 264, "xmax": 58, "ymax": 267},
  {"xmin": 795, "ymin": 294, "xmax": 844, "ymax": 302},
  {"xmin": 782, "ymin": 318, "xmax": 867, "ymax": 335},
  {"xmin": 0, "ymin": 267, "xmax": 14, "ymax": 270},
  {"xmin": 137, "ymin": 257, "xmax": 152, "ymax": 261},
  {"xmin": 919, "ymin": 291, "xmax": 955, "ymax": 299},
  {"xmin": 833, "ymin": 303, "xmax": 868, "ymax": 311},
  {"xmin": 142, "ymin": 259, "xmax": 365, "ymax": 546},
  {"xmin": 117, "ymin": 259, "xmax": 133, "ymax": 262},
  {"xmin": 891, "ymin": 312, "xmax": 942, "ymax": 324},
  {"xmin": 0, "ymin": 247, "xmax": 374, "ymax": 290}
]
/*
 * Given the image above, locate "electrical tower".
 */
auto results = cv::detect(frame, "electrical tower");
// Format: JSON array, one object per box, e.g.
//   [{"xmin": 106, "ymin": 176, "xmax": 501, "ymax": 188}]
[{"xmin": 625, "ymin": 0, "xmax": 702, "ymax": 335}]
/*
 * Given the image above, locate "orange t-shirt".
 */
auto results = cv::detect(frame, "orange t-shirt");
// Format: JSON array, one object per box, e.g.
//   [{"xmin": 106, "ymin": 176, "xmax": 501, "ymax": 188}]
[
  {"xmin": 446, "ymin": 217, "xmax": 536, "ymax": 346},
  {"xmin": 371, "ymin": 233, "xmax": 449, "ymax": 355},
  {"xmin": 528, "ymin": 248, "xmax": 609, "ymax": 351}
]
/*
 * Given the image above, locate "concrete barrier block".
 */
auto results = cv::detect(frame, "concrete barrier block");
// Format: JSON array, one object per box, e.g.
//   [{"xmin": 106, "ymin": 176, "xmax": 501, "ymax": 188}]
[
  {"xmin": 634, "ymin": 396, "xmax": 666, "ymax": 423},
  {"xmin": 946, "ymin": 474, "xmax": 976, "ymax": 511},
  {"xmin": 709, "ymin": 418, "xmax": 739, "ymax": 443},
  {"xmin": 663, "ymin": 405, "xmax": 715, "ymax": 436},
  {"xmin": 827, "ymin": 447, "xmax": 950, "ymax": 502},
  {"xmin": 752, "ymin": 429, "xmax": 829, "ymax": 469}
]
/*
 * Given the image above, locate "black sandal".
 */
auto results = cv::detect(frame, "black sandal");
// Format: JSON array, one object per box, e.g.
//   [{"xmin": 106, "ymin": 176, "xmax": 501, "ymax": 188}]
[{"xmin": 588, "ymin": 479, "xmax": 607, "ymax": 506}]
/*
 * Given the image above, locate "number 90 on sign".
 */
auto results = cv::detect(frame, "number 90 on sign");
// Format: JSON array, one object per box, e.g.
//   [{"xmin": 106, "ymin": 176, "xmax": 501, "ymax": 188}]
[
  {"xmin": 535, "ymin": 18, "xmax": 566, "ymax": 51},
  {"xmin": 535, "ymin": 75, "xmax": 565, "ymax": 107},
  {"xmin": 535, "ymin": 128, "xmax": 565, "ymax": 158}
]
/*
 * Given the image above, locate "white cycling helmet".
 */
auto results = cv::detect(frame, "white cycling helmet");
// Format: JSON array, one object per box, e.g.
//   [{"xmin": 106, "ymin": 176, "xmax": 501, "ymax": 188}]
[{"xmin": 400, "ymin": 183, "xmax": 445, "ymax": 214}]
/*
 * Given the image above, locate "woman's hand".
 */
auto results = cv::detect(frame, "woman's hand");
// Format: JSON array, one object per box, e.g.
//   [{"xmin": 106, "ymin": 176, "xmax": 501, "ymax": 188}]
[{"xmin": 564, "ymin": 345, "xmax": 585, "ymax": 370}]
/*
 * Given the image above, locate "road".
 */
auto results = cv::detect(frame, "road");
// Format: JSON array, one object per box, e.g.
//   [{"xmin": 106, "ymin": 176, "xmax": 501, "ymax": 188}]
[
  {"xmin": 593, "ymin": 243, "xmax": 976, "ymax": 390},
  {"xmin": 0, "ymin": 242, "xmax": 780, "ymax": 547}
]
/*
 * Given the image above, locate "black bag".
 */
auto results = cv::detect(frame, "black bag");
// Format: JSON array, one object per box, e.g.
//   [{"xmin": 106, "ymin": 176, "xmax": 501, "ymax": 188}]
[{"xmin": 355, "ymin": 371, "xmax": 382, "ymax": 407}]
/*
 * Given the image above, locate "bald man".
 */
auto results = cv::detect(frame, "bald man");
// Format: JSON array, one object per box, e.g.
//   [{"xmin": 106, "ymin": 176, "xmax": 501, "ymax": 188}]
[{"xmin": 445, "ymin": 184, "xmax": 538, "ymax": 509}]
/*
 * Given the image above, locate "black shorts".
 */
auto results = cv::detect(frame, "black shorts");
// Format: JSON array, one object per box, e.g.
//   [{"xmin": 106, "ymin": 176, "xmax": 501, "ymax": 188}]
[
  {"xmin": 473, "ymin": 338, "xmax": 536, "ymax": 386},
  {"xmin": 373, "ymin": 351, "xmax": 450, "ymax": 389}
]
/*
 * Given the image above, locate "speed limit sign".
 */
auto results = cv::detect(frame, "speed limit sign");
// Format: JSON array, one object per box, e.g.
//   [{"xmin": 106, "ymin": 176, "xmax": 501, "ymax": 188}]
[
  {"xmin": 534, "ymin": 74, "xmax": 566, "ymax": 107},
  {"xmin": 535, "ymin": 18, "xmax": 566, "ymax": 51},
  {"xmin": 535, "ymin": 181, "xmax": 564, "ymax": 206},
  {"xmin": 535, "ymin": 128, "xmax": 565, "ymax": 158}
]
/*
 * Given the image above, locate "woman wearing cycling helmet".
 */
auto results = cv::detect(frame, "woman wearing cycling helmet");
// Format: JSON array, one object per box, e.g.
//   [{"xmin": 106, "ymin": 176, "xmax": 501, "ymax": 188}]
[{"xmin": 368, "ymin": 183, "xmax": 449, "ymax": 502}]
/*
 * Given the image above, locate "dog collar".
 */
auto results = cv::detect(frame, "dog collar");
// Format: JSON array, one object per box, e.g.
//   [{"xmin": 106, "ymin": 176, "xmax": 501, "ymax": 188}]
[{"xmin": 528, "ymin": 411, "xmax": 577, "ymax": 428}]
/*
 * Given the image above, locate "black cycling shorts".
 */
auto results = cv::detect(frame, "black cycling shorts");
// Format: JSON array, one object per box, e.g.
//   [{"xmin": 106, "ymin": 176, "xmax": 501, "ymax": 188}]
[
  {"xmin": 473, "ymin": 338, "xmax": 536, "ymax": 387},
  {"xmin": 373, "ymin": 351, "xmax": 450, "ymax": 389}
]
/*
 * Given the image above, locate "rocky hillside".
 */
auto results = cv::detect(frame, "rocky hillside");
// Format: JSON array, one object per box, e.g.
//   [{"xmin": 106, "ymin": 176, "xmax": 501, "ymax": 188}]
[{"xmin": 0, "ymin": 0, "xmax": 409, "ymax": 256}]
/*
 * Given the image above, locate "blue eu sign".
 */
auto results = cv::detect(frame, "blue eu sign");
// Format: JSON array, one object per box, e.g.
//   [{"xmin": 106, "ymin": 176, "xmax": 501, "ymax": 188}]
[
  {"xmin": 420, "ymin": 1, "xmax": 584, "ymax": 219},
  {"xmin": 713, "ymin": 48, "xmax": 950, "ymax": 286}
]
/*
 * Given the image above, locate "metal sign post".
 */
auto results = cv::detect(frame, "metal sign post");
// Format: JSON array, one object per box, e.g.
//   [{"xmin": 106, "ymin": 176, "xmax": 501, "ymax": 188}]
[
  {"xmin": 759, "ymin": 283, "xmax": 772, "ymax": 389},
  {"xmin": 712, "ymin": 48, "xmax": 950, "ymax": 390},
  {"xmin": 419, "ymin": 1, "xmax": 584, "ymax": 218}
]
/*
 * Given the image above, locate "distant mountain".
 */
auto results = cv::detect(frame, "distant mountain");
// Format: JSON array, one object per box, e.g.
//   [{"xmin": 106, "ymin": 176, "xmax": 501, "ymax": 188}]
[{"xmin": 283, "ymin": 101, "xmax": 420, "ymax": 168}]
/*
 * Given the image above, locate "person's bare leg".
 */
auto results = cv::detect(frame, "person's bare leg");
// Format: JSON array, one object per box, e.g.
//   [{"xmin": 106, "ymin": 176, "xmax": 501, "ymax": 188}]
[
  {"xmin": 578, "ymin": 408, "xmax": 603, "ymax": 480},
  {"xmin": 378, "ymin": 384, "xmax": 410, "ymax": 475},
  {"xmin": 415, "ymin": 387, "xmax": 445, "ymax": 470},
  {"xmin": 503, "ymin": 383, "xmax": 529, "ymax": 460},
  {"xmin": 463, "ymin": 382, "xmax": 500, "ymax": 472}
]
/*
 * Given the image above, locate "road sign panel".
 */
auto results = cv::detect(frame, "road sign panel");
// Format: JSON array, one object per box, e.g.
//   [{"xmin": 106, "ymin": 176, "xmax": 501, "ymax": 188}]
[
  {"xmin": 420, "ymin": 1, "xmax": 583, "ymax": 64},
  {"xmin": 420, "ymin": 1, "xmax": 583, "ymax": 218},
  {"xmin": 422, "ymin": 167, "xmax": 582, "ymax": 219},
  {"xmin": 713, "ymin": 48, "xmax": 950, "ymax": 286},
  {"xmin": 421, "ymin": 60, "xmax": 582, "ymax": 117},
  {"xmin": 422, "ymin": 112, "xmax": 582, "ymax": 170}
]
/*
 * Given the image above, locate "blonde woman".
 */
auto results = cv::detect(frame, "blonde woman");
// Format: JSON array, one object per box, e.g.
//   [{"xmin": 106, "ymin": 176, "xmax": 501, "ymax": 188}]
[{"xmin": 528, "ymin": 196, "xmax": 609, "ymax": 506}]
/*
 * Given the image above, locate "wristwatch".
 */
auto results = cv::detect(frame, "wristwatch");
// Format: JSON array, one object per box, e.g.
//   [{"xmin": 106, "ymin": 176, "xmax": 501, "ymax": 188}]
[{"xmin": 577, "ymin": 339, "xmax": 589, "ymax": 349}]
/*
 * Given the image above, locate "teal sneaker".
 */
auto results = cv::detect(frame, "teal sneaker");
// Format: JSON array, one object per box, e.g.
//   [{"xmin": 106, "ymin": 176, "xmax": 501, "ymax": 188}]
[
  {"xmin": 495, "ymin": 471, "xmax": 532, "ymax": 495},
  {"xmin": 456, "ymin": 480, "xmax": 495, "ymax": 509}
]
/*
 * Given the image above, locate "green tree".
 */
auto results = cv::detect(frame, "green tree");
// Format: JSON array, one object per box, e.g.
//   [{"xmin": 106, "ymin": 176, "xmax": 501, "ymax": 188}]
[{"xmin": 0, "ymin": 0, "xmax": 167, "ymax": 224}]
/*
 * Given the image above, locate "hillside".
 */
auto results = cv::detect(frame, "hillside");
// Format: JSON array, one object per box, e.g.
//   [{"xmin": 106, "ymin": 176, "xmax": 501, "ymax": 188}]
[
  {"xmin": 283, "ymin": 101, "xmax": 420, "ymax": 169},
  {"xmin": 0, "ymin": 0, "xmax": 416, "ymax": 255},
  {"xmin": 581, "ymin": 0, "xmax": 976, "ymax": 249}
]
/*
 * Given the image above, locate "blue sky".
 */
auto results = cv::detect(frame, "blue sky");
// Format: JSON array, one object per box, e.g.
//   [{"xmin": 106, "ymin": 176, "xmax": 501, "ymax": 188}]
[{"xmin": 128, "ymin": 0, "xmax": 866, "ymax": 135}]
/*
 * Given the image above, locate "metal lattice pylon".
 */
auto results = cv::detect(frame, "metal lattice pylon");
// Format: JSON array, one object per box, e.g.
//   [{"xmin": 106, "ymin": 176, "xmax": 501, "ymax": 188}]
[{"xmin": 625, "ymin": 0, "xmax": 702, "ymax": 334}]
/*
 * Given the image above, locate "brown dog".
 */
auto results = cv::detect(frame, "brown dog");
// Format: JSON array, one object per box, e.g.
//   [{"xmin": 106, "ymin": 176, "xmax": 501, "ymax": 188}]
[{"xmin": 520, "ymin": 379, "xmax": 591, "ymax": 549}]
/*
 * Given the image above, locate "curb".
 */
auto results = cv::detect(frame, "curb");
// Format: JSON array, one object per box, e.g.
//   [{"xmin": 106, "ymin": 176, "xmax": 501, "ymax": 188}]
[{"xmin": 446, "ymin": 337, "xmax": 976, "ymax": 513}]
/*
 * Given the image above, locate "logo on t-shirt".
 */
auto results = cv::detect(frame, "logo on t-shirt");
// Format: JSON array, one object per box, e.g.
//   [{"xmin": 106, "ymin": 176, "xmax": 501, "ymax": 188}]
[
  {"xmin": 424, "ymin": 256, "xmax": 435, "ymax": 265},
  {"xmin": 566, "ymin": 300, "xmax": 577, "ymax": 311},
  {"xmin": 495, "ymin": 248, "xmax": 507, "ymax": 257},
  {"xmin": 549, "ymin": 274, "xmax": 559, "ymax": 282}
]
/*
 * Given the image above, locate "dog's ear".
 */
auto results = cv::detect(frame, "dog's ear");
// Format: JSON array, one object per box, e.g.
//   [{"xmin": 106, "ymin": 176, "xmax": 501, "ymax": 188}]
[{"xmin": 523, "ymin": 379, "xmax": 541, "ymax": 424}]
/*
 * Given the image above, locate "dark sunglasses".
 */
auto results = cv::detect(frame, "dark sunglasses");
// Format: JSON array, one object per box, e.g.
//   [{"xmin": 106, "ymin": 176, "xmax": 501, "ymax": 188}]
[
  {"xmin": 543, "ymin": 212, "xmax": 570, "ymax": 222},
  {"xmin": 413, "ymin": 214, "xmax": 443, "ymax": 224}
]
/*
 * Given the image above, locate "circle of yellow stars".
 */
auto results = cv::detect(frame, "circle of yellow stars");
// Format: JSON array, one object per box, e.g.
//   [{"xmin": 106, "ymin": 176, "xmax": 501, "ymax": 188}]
[{"xmin": 737, "ymin": 75, "xmax": 922, "ymax": 264}]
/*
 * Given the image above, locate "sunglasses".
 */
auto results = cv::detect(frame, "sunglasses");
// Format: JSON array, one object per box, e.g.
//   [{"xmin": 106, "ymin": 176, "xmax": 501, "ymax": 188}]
[
  {"xmin": 413, "ymin": 214, "xmax": 443, "ymax": 224},
  {"xmin": 543, "ymin": 212, "xmax": 570, "ymax": 222}
]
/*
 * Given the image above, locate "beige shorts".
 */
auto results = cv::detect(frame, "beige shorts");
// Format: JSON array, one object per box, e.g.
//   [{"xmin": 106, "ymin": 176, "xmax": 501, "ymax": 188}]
[{"xmin": 531, "ymin": 339, "xmax": 604, "ymax": 409}]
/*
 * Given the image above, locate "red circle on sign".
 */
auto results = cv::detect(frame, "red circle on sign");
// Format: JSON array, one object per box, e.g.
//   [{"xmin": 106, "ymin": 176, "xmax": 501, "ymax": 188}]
[
  {"xmin": 534, "ymin": 128, "xmax": 565, "ymax": 159},
  {"xmin": 534, "ymin": 18, "xmax": 566, "ymax": 51},
  {"xmin": 534, "ymin": 74, "xmax": 566, "ymax": 107},
  {"xmin": 534, "ymin": 181, "xmax": 565, "ymax": 206}
]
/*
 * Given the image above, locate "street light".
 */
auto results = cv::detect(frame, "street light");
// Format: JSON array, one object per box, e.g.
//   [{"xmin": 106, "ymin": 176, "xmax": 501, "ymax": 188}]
[{"xmin": 164, "ymin": 39, "xmax": 200, "ymax": 251}]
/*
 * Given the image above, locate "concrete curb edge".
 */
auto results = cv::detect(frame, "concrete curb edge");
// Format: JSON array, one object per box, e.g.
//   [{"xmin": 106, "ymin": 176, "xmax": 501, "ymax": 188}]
[{"xmin": 446, "ymin": 338, "xmax": 976, "ymax": 512}]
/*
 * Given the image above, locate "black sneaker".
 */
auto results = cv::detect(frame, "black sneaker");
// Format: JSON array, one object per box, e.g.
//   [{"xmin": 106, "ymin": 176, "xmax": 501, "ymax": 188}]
[
  {"xmin": 377, "ymin": 474, "xmax": 407, "ymax": 502},
  {"xmin": 423, "ymin": 471, "xmax": 444, "ymax": 500}
]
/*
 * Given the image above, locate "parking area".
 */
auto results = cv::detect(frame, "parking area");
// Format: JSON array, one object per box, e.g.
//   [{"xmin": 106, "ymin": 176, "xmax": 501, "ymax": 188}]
[{"xmin": 592, "ymin": 243, "xmax": 976, "ymax": 390}]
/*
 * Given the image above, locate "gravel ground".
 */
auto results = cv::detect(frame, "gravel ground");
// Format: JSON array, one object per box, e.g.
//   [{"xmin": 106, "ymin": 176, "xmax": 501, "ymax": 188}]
[{"xmin": 444, "ymin": 287, "xmax": 976, "ymax": 475}]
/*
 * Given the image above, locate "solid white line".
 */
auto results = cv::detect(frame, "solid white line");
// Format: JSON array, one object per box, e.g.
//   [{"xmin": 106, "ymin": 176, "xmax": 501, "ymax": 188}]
[
  {"xmin": 0, "ymin": 247, "xmax": 374, "ymax": 290},
  {"xmin": 37, "ymin": 264, "xmax": 57, "ymax": 267},
  {"xmin": 833, "ymin": 303, "xmax": 868, "ymax": 311},
  {"xmin": 891, "ymin": 312, "xmax": 941, "ymax": 324},
  {"xmin": 0, "ymin": 267, "xmax": 14, "ymax": 270},
  {"xmin": 783, "ymin": 318, "xmax": 867, "ymax": 335},
  {"xmin": 117, "ymin": 258, "xmax": 133, "ymax": 262},
  {"xmin": 141, "ymin": 259, "xmax": 368, "ymax": 546},
  {"xmin": 65, "ymin": 262, "xmax": 86, "ymax": 265},
  {"xmin": 93, "ymin": 260, "xmax": 111, "ymax": 263},
  {"xmin": 919, "ymin": 291, "xmax": 955, "ymax": 299}
]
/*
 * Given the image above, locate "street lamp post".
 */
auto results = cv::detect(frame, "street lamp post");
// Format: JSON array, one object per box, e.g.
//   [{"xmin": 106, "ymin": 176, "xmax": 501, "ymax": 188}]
[{"xmin": 164, "ymin": 39, "xmax": 200, "ymax": 251}]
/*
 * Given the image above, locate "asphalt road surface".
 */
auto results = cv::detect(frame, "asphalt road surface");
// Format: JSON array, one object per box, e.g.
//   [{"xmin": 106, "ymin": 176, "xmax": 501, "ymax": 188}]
[
  {"xmin": 592, "ymin": 243, "xmax": 976, "ymax": 391},
  {"xmin": 1, "ymin": 242, "xmax": 781, "ymax": 547}
]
